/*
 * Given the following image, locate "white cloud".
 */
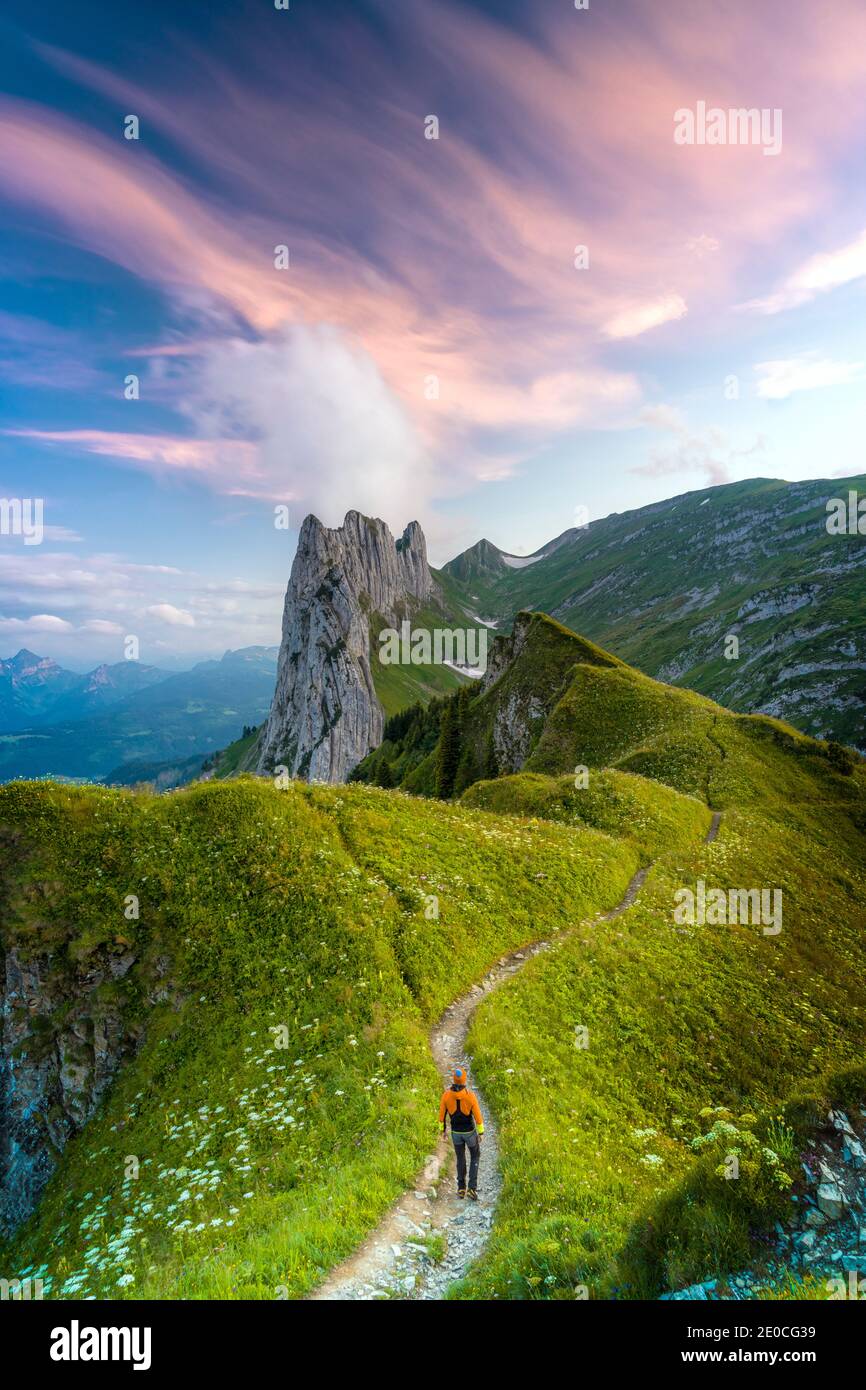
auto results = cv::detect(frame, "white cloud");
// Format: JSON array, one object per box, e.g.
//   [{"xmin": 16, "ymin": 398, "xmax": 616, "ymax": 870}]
[
  {"xmin": 633, "ymin": 406, "xmax": 766, "ymax": 485},
  {"xmin": 604, "ymin": 294, "xmax": 688, "ymax": 341},
  {"xmin": 0, "ymin": 549, "xmax": 281, "ymax": 666},
  {"xmin": 42, "ymin": 525, "xmax": 83, "ymax": 542},
  {"xmin": 754, "ymin": 355, "xmax": 865, "ymax": 399},
  {"xmin": 742, "ymin": 228, "xmax": 866, "ymax": 314},
  {"xmin": 81, "ymin": 618, "xmax": 124, "ymax": 634},
  {"xmin": 180, "ymin": 324, "xmax": 432, "ymax": 532},
  {"xmin": 146, "ymin": 603, "xmax": 195, "ymax": 628},
  {"xmin": 0, "ymin": 613, "xmax": 74, "ymax": 633}
]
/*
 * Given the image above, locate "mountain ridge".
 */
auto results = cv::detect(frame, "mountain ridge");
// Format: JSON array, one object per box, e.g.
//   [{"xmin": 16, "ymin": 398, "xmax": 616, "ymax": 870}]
[
  {"xmin": 442, "ymin": 474, "xmax": 866, "ymax": 750},
  {"xmin": 2, "ymin": 609, "xmax": 864, "ymax": 1299}
]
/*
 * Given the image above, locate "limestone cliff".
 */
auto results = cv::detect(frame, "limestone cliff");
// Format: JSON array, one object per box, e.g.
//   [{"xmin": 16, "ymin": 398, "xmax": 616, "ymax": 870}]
[{"xmin": 257, "ymin": 511, "xmax": 436, "ymax": 783}]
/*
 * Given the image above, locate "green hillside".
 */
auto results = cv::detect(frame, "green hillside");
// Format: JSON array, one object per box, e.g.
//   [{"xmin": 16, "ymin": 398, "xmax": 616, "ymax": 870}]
[
  {"xmin": 2, "ymin": 613, "xmax": 864, "ymax": 1302},
  {"xmin": 0, "ymin": 777, "xmax": 635, "ymax": 1298},
  {"xmin": 353, "ymin": 611, "xmax": 859, "ymax": 803},
  {"xmin": 367, "ymin": 595, "xmax": 475, "ymax": 719},
  {"xmin": 443, "ymin": 475, "xmax": 866, "ymax": 750}
]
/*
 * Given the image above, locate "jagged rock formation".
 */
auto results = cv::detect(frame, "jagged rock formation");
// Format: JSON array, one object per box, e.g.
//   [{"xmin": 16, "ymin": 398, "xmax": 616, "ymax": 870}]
[{"xmin": 258, "ymin": 511, "xmax": 436, "ymax": 783}]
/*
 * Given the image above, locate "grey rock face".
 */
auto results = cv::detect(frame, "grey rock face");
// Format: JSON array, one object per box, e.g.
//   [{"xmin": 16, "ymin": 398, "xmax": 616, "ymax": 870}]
[
  {"xmin": 258, "ymin": 512, "xmax": 435, "ymax": 784},
  {"xmin": 0, "ymin": 938, "xmax": 172, "ymax": 1236},
  {"xmin": 476, "ymin": 614, "xmax": 559, "ymax": 774}
]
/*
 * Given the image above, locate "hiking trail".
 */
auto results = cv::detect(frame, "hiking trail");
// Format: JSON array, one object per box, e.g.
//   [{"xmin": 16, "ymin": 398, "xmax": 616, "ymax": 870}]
[{"xmin": 310, "ymin": 814, "xmax": 721, "ymax": 1301}]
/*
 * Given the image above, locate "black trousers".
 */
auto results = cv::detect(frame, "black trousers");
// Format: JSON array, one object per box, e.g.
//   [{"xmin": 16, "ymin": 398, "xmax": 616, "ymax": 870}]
[{"xmin": 452, "ymin": 1132, "xmax": 480, "ymax": 1189}]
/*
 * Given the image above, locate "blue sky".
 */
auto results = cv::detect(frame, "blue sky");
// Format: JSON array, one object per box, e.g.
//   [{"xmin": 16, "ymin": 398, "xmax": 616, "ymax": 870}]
[{"xmin": 1, "ymin": 0, "xmax": 865, "ymax": 667}]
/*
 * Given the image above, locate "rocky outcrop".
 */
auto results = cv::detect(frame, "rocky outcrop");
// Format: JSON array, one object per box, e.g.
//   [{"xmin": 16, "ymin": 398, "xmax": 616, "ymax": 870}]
[
  {"xmin": 476, "ymin": 615, "xmax": 547, "ymax": 774},
  {"xmin": 257, "ymin": 511, "xmax": 435, "ymax": 784},
  {"xmin": 0, "ymin": 918, "xmax": 174, "ymax": 1236},
  {"xmin": 661, "ymin": 1105, "xmax": 866, "ymax": 1301}
]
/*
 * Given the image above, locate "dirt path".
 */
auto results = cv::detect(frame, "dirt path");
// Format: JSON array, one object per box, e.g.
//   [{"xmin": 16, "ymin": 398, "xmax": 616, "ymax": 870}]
[
  {"xmin": 310, "ymin": 863, "xmax": 652, "ymax": 1301},
  {"xmin": 310, "ymin": 812, "xmax": 722, "ymax": 1301}
]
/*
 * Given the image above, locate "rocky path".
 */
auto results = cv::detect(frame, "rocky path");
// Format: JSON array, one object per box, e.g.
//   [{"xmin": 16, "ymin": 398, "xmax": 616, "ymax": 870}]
[
  {"xmin": 310, "ymin": 861, "xmax": 653, "ymax": 1301},
  {"xmin": 311, "ymin": 811, "xmax": 722, "ymax": 1301}
]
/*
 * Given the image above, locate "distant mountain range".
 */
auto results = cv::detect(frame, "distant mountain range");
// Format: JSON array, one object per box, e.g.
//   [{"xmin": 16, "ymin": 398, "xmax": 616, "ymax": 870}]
[
  {"xmin": 0, "ymin": 647, "xmax": 278, "ymax": 783},
  {"xmin": 0, "ymin": 649, "xmax": 169, "ymax": 731}
]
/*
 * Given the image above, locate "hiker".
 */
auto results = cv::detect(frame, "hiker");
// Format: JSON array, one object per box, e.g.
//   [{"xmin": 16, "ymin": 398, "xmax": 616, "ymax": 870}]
[{"xmin": 439, "ymin": 1066, "xmax": 484, "ymax": 1201}]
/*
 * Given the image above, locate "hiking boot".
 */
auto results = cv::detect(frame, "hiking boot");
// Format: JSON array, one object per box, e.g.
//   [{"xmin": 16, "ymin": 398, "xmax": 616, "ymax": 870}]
[
  {"xmin": 467, "ymin": 1189, "xmax": 478, "ymax": 1202},
  {"xmin": 457, "ymin": 1188, "xmax": 466, "ymax": 1199}
]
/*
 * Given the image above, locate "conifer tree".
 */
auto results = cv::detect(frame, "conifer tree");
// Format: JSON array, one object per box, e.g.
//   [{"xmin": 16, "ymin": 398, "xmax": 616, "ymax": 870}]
[{"xmin": 436, "ymin": 697, "xmax": 461, "ymax": 799}]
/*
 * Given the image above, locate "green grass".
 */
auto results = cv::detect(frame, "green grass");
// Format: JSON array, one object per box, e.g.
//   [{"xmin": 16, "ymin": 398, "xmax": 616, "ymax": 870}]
[
  {"xmin": 3, "ymin": 608, "xmax": 864, "ymax": 1304},
  {"xmin": 461, "ymin": 770, "xmax": 711, "ymax": 861},
  {"xmin": 368, "ymin": 602, "xmax": 477, "ymax": 719},
  {"xmin": 0, "ymin": 777, "xmax": 634, "ymax": 1300},
  {"xmin": 442, "ymin": 474, "xmax": 866, "ymax": 750},
  {"xmin": 207, "ymin": 726, "xmax": 260, "ymax": 778},
  {"xmin": 448, "ymin": 732, "xmax": 866, "ymax": 1299}
]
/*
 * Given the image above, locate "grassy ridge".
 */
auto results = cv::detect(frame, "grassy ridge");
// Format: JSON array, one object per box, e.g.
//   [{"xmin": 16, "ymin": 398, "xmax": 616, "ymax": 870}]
[
  {"xmin": 0, "ymin": 777, "xmax": 635, "ymax": 1299},
  {"xmin": 451, "ymin": 737, "xmax": 866, "ymax": 1298},
  {"xmin": 354, "ymin": 613, "xmax": 858, "ymax": 815},
  {"xmin": 461, "ymin": 770, "xmax": 711, "ymax": 861},
  {"xmin": 3, "ymin": 611, "xmax": 864, "ymax": 1302}
]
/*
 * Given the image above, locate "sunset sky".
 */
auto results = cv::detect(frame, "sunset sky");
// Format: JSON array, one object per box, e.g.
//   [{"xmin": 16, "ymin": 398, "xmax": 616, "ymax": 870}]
[{"xmin": 1, "ymin": 0, "xmax": 865, "ymax": 665}]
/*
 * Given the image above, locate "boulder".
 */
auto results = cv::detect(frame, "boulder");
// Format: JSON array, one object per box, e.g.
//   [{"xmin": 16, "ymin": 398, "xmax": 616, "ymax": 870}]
[{"xmin": 816, "ymin": 1182, "xmax": 846, "ymax": 1221}]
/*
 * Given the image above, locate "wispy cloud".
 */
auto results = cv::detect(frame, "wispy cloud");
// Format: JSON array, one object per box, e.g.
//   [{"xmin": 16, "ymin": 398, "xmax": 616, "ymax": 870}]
[
  {"xmin": 3, "ymin": 0, "xmax": 865, "ymax": 529},
  {"xmin": 146, "ymin": 603, "xmax": 195, "ymax": 628},
  {"xmin": 603, "ymin": 295, "xmax": 688, "ymax": 341},
  {"xmin": 0, "ymin": 613, "xmax": 74, "ymax": 635},
  {"xmin": 755, "ymin": 354, "xmax": 866, "ymax": 399},
  {"xmin": 0, "ymin": 0, "xmax": 865, "ymax": 594},
  {"xmin": 0, "ymin": 550, "xmax": 280, "ymax": 663},
  {"xmin": 634, "ymin": 406, "xmax": 767, "ymax": 486},
  {"xmin": 742, "ymin": 228, "xmax": 866, "ymax": 314}
]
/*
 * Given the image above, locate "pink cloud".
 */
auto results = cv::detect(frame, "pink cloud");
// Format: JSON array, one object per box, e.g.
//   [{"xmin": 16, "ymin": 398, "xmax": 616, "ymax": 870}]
[
  {"xmin": 5, "ymin": 428, "xmax": 262, "ymax": 489},
  {"xmin": 2, "ymin": 0, "xmax": 866, "ymax": 516}
]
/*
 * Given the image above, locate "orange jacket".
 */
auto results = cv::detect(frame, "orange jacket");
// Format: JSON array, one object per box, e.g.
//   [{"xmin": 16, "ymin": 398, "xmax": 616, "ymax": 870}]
[{"xmin": 439, "ymin": 1084, "xmax": 484, "ymax": 1135}]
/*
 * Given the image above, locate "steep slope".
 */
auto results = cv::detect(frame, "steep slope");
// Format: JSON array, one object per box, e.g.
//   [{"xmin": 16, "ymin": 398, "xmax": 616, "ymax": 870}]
[
  {"xmin": 0, "ymin": 777, "xmax": 635, "ymax": 1288},
  {"xmin": 257, "ymin": 512, "xmax": 478, "ymax": 784},
  {"xmin": 444, "ymin": 475, "xmax": 866, "ymax": 750},
  {"xmin": 1, "ymin": 632, "xmax": 864, "ymax": 1302},
  {"xmin": 353, "ymin": 609, "xmax": 859, "ymax": 808}
]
